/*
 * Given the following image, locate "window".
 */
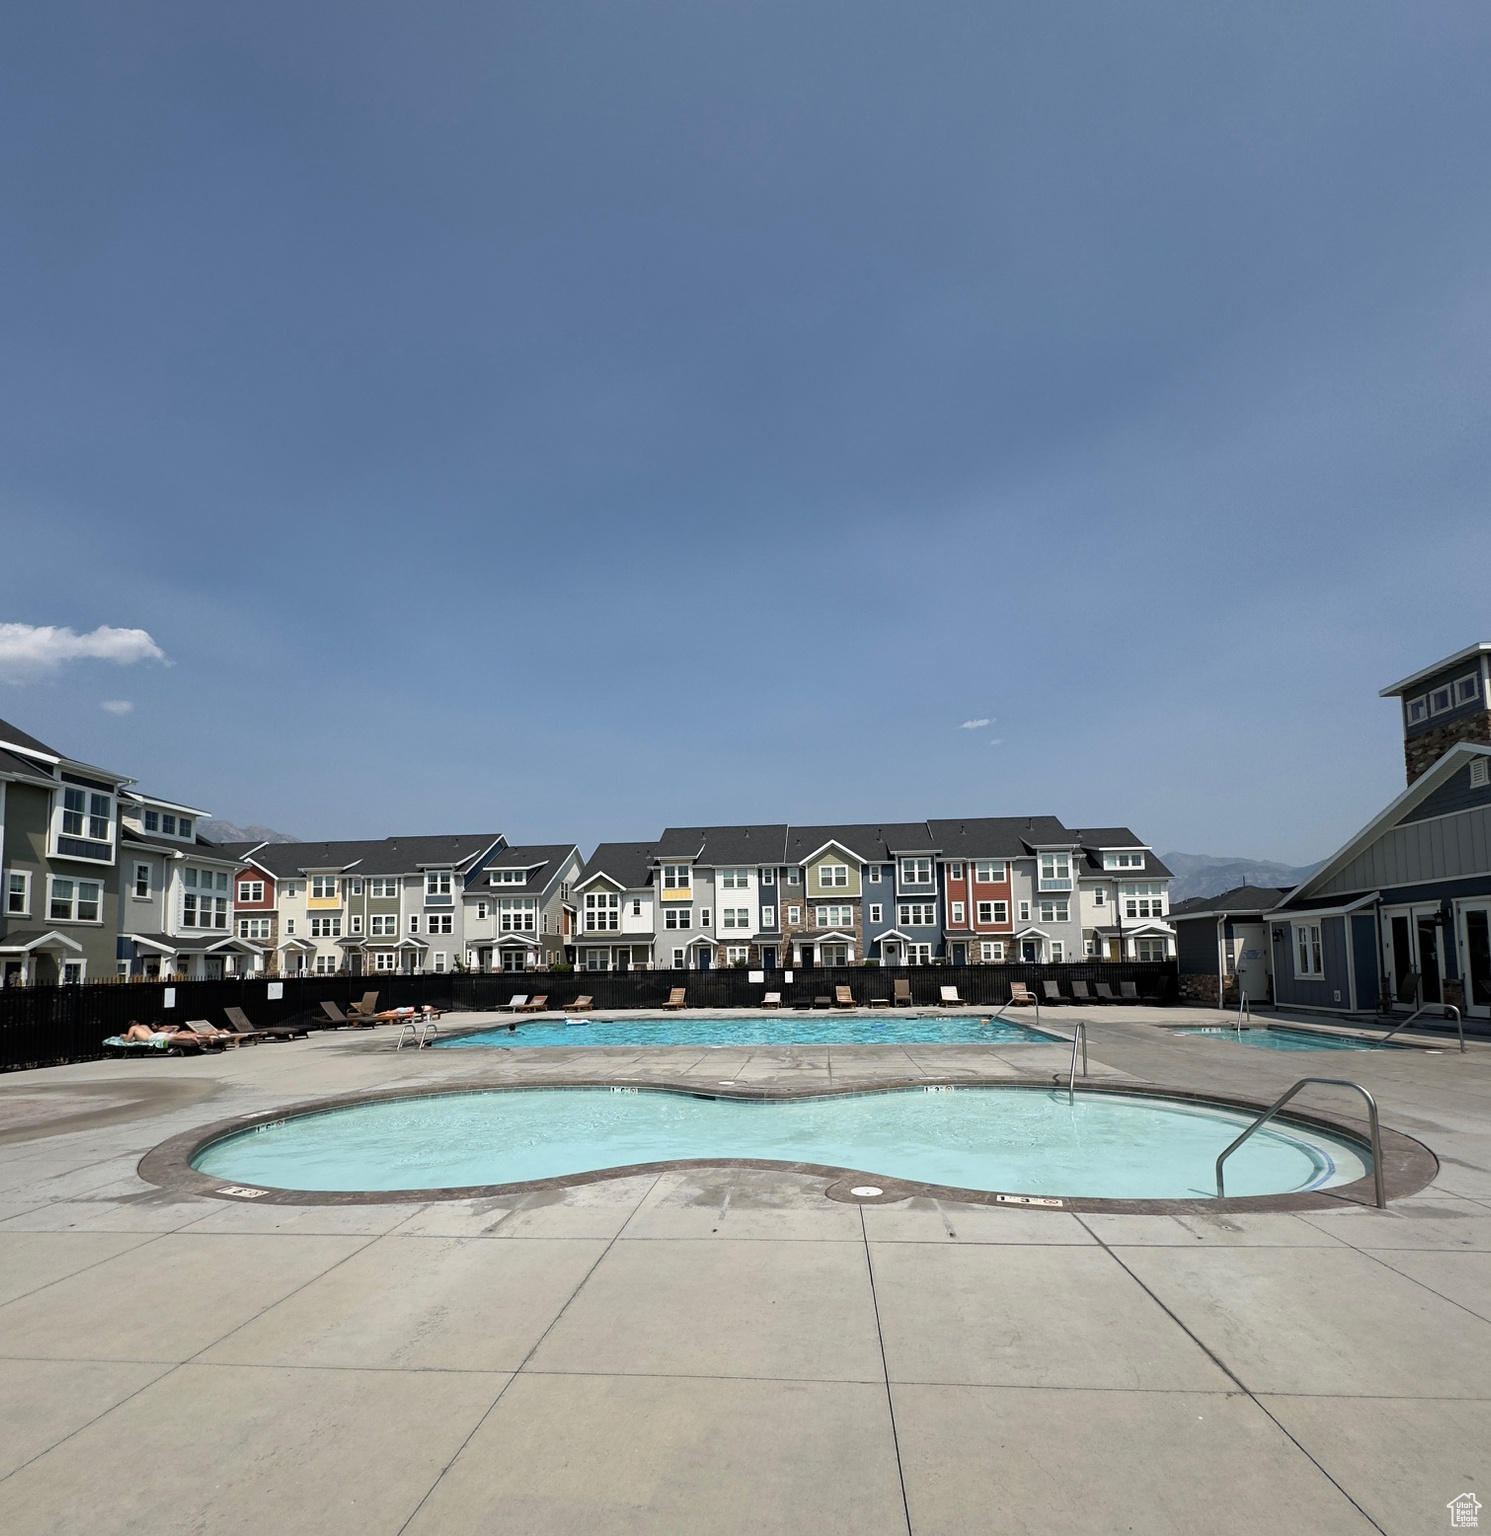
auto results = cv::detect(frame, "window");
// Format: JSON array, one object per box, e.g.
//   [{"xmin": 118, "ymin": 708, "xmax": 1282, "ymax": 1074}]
[
  {"xmin": 699, "ymin": 908, "xmax": 711, "ymax": 926},
  {"xmin": 310, "ymin": 916, "xmax": 341, "ymax": 938},
  {"xmin": 426, "ymin": 870, "xmax": 453, "ymax": 899},
  {"xmin": 238, "ymin": 880, "xmax": 264, "ymax": 903},
  {"xmin": 1455, "ymin": 674, "xmax": 1481, "ymax": 705},
  {"xmin": 726, "ymin": 945, "xmax": 749, "ymax": 965},
  {"xmin": 133, "ymin": 863, "xmax": 150, "ymax": 898},
  {"xmin": 1430, "ymin": 685, "xmax": 1454, "ymax": 715},
  {"xmin": 1039, "ymin": 854, "xmax": 1072, "ymax": 890},
  {"xmin": 375, "ymin": 950, "xmax": 398, "ymax": 971},
  {"xmin": 369, "ymin": 915, "xmax": 398, "ymax": 936},
  {"xmin": 56, "ymin": 786, "xmax": 113, "ymax": 857},
  {"xmin": 948, "ymin": 861, "xmax": 964, "ymax": 880},
  {"xmin": 1018, "ymin": 901, "xmax": 1030, "ymax": 921},
  {"xmin": 1050, "ymin": 941, "xmax": 1065, "ymax": 962},
  {"xmin": 867, "ymin": 864, "xmax": 881, "ymax": 883},
  {"xmin": 950, "ymin": 901, "xmax": 965, "ymax": 924},
  {"xmin": 499, "ymin": 898, "xmax": 536, "ymax": 932},
  {"xmin": 143, "ymin": 810, "xmax": 159, "ymax": 832},
  {"xmin": 662, "ymin": 865, "xmax": 690, "ymax": 891},
  {"xmin": 585, "ymin": 892, "xmax": 620, "ymax": 931},
  {"xmin": 974, "ymin": 861, "xmax": 1005, "ymax": 883},
  {"xmin": 409, "ymin": 914, "xmax": 420, "ymax": 932},
  {"xmin": 182, "ymin": 894, "xmax": 229, "ymax": 930},
  {"xmin": 427, "ymin": 913, "xmax": 453, "ymax": 934},
  {"xmin": 1093, "ymin": 887, "xmax": 1106, "ymax": 907},
  {"xmin": 664, "ymin": 907, "xmax": 693, "ymax": 930},
  {"xmin": 761, "ymin": 904, "xmax": 775, "ymax": 927},
  {"xmin": 432, "ymin": 952, "xmax": 447, "ymax": 973},
  {"xmin": 720, "ymin": 868, "xmax": 750, "ymax": 889},
  {"xmin": 869, "ymin": 904, "xmax": 882, "ymax": 924},
  {"xmin": 1294, "ymin": 923, "xmax": 1324, "ymax": 978},
  {"xmin": 238, "ymin": 916, "xmax": 271, "ymax": 940},
  {"xmin": 818, "ymin": 863, "xmax": 849, "ymax": 888},
  {"xmin": 161, "ymin": 814, "xmax": 176, "ymax": 835},
  {"xmin": 178, "ymin": 818, "xmax": 193, "ymax": 839},
  {"xmin": 1038, "ymin": 900, "xmax": 1070, "ymax": 923},
  {"xmin": 900, "ymin": 857, "xmax": 932, "ymax": 885},
  {"xmin": 907, "ymin": 943, "xmax": 931, "ymax": 965},
  {"xmin": 49, "ymin": 878, "xmax": 102, "ymax": 922},
  {"xmin": 1135, "ymin": 937, "xmax": 1167, "ymax": 962},
  {"xmin": 898, "ymin": 903, "xmax": 936, "ymax": 926},
  {"xmin": 285, "ymin": 919, "xmax": 295, "ymax": 934},
  {"xmin": 369, "ymin": 877, "xmax": 399, "ymax": 898},
  {"xmin": 351, "ymin": 879, "xmax": 363, "ymax": 894},
  {"xmin": 786, "ymin": 905, "xmax": 801, "ymax": 925},
  {"xmin": 1102, "ymin": 852, "xmax": 1146, "ymax": 871},
  {"xmin": 787, "ymin": 868, "xmax": 800, "ymax": 885},
  {"xmin": 980, "ymin": 941, "xmax": 1005, "ymax": 962},
  {"xmin": 314, "ymin": 954, "xmax": 339, "ymax": 975},
  {"xmin": 489, "ymin": 868, "xmax": 527, "ymax": 884},
  {"xmin": 759, "ymin": 868, "xmax": 775, "ymax": 886},
  {"xmin": 1121, "ymin": 883, "xmax": 1166, "ymax": 918},
  {"xmin": 1406, "ymin": 695, "xmax": 1428, "ymax": 724},
  {"xmin": 311, "ymin": 876, "xmax": 338, "ymax": 901},
  {"xmin": 816, "ymin": 904, "xmax": 854, "ymax": 929},
  {"xmin": 475, "ymin": 902, "xmax": 488, "ymax": 920},
  {"xmin": 722, "ymin": 907, "xmax": 750, "ymax": 929},
  {"xmin": 672, "ymin": 948, "xmax": 685, "ymax": 968},
  {"xmin": 6, "ymin": 870, "xmax": 31, "ymax": 915},
  {"xmin": 1471, "ymin": 758, "xmax": 1489, "ymax": 788}
]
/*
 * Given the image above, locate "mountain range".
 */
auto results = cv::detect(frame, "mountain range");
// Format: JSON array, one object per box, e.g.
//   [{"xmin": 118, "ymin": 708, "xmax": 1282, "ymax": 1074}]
[
  {"xmin": 1160, "ymin": 851, "xmax": 1322, "ymax": 903},
  {"xmin": 200, "ymin": 820, "xmax": 299, "ymax": 846}
]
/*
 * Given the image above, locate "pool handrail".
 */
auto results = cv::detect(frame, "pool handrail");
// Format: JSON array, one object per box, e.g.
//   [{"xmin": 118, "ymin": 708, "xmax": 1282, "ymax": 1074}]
[
  {"xmin": 1235, "ymin": 994, "xmax": 1250, "ymax": 1041},
  {"xmin": 1215, "ymin": 1077, "xmax": 1384, "ymax": 1207},
  {"xmin": 1376, "ymin": 1003, "xmax": 1464, "ymax": 1053},
  {"xmin": 991, "ymin": 991, "xmax": 1040, "ymax": 1026},
  {"xmin": 1064, "ymin": 1021, "xmax": 1088, "ymax": 1105}
]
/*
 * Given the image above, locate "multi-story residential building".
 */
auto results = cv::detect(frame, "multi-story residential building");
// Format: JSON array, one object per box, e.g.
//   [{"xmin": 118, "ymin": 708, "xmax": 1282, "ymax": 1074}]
[
  {"xmin": 461, "ymin": 843, "xmax": 582, "ymax": 972},
  {"xmin": 224, "ymin": 834, "xmax": 506, "ymax": 975},
  {"xmin": 1074, "ymin": 830, "xmax": 1175, "ymax": 962},
  {"xmin": 0, "ymin": 716, "xmax": 131, "ymax": 986},
  {"xmin": 859, "ymin": 824, "xmax": 943, "ymax": 966},
  {"xmin": 931, "ymin": 818, "xmax": 1050, "ymax": 964},
  {"xmin": 573, "ymin": 842, "xmax": 659, "ymax": 971},
  {"xmin": 117, "ymin": 792, "xmax": 261, "ymax": 979},
  {"xmin": 781, "ymin": 825, "xmax": 868, "ymax": 968},
  {"xmin": 650, "ymin": 826, "xmax": 789, "ymax": 971}
]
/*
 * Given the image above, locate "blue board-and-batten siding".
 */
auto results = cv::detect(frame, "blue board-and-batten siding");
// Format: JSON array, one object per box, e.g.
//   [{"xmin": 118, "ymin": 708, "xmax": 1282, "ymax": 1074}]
[
  {"xmin": 1399, "ymin": 761, "xmax": 1491, "ymax": 824},
  {"xmin": 1350, "ymin": 914, "xmax": 1380, "ymax": 1010},
  {"xmin": 1271, "ymin": 914, "xmax": 1354, "ymax": 1010}
]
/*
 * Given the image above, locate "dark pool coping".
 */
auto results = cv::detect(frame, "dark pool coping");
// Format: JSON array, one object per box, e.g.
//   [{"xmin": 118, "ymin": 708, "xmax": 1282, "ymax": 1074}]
[
  {"xmin": 136, "ymin": 1076, "xmax": 1438, "ymax": 1216},
  {"xmin": 1156, "ymin": 1021, "xmax": 1447, "ymax": 1052}
]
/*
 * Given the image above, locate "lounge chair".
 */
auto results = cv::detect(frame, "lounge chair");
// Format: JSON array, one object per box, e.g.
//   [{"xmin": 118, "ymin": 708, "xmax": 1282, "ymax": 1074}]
[
  {"xmin": 319, "ymin": 1000, "xmax": 364, "ymax": 1029},
  {"xmin": 1092, "ymin": 983, "xmax": 1120, "ymax": 1004},
  {"xmin": 506, "ymin": 994, "xmax": 530, "ymax": 1012},
  {"xmin": 1120, "ymin": 981, "xmax": 1161, "ymax": 1005},
  {"xmin": 812, "ymin": 995, "xmax": 831, "ymax": 1009},
  {"xmin": 346, "ymin": 991, "xmax": 380, "ymax": 1019},
  {"xmin": 833, "ymin": 985, "xmax": 855, "ymax": 1009},
  {"xmin": 184, "ymin": 1019, "xmax": 237, "ymax": 1049},
  {"xmin": 1008, "ymin": 982, "xmax": 1038, "ymax": 1007},
  {"xmin": 868, "ymin": 994, "xmax": 891, "ymax": 1008},
  {"xmin": 568, "ymin": 995, "xmax": 594, "ymax": 1012},
  {"xmin": 762, "ymin": 992, "xmax": 783, "ymax": 1009},
  {"xmin": 662, "ymin": 987, "xmax": 687, "ymax": 1009},
  {"xmin": 224, "ymin": 1005, "xmax": 307, "ymax": 1041},
  {"xmin": 893, "ymin": 979, "xmax": 912, "ymax": 1006},
  {"xmin": 938, "ymin": 985, "xmax": 963, "ymax": 1007},
  {"xmin": 1069, "ymin": 980, "xmax": 1096, "ymax": 1003},
  {"xmin": 1040, "ymin": 981, "xmax": 1066, "ymax": 1005},
  {"xmin": 517, "ymin": 995, "xmax": 548, "ymax": 1013}
]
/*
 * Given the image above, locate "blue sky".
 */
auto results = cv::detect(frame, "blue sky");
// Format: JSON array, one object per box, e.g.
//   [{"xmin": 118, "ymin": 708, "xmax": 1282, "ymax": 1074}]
[{"xmin": 2, "ymin": 3, "xmax": 1489, "ymax": 862}]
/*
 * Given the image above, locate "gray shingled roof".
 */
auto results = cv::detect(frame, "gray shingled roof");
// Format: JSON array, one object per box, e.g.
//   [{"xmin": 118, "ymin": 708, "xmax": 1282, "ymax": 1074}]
[
  {"xmin": 926, "ymin": 817, "xmax": 1072, "ymax": 858},
  {"xmin": 475, "ymin": 844, "xmax": 579, "ymax": 894},
  {"xmin": 229, "ymin": 834, "xmax": 504, "ymax": 878},
  {"xmin": 0, "ymin": 717, "xmax": 60, "ymax": 758},
  {"xmin": 655, "ymin": 826, "xmax": 790, "ymax": 864},
  {"xmin": 579, "ymin": 842, "xmax": 658, "ymax": 890},
  {"xmin": 1167, "ymin": 886, "xmax": 1290, "ymax": 919}
]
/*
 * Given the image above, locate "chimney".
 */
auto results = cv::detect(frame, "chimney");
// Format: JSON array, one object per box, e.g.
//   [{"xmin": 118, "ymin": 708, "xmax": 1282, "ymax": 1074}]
[{"xmin": 1379, "ymin": 643, "xmax": 1491, "ymax": 784}]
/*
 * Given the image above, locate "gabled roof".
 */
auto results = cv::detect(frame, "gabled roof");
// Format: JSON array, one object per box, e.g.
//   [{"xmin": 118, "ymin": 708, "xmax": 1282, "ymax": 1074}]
[
  {"xmin": 655, "ymin": 825, "xmax": 790, "ymax": 865},
  {"xmin": 577, "ymin": 842, "xmax": 657, "ymax": 892},
  {"xmin": 221, "ymin": 834, "xmax": 505, "ymax": 879},
  {"xmin": 0, "ymin": 928, "xmax": 84, "ymax": 954},
  {"xmin": 1071, "ymin": 829, "xmax": 1172, "ymax": 879},
  {"xmin": 1167, "ymin": 886, "xmax": 1292, "ymax": 920},
  {"xmin": 476, "ymin": 844, "xmax": 579, "ymax": 894},
  {"xmin": 926, "ymin": 817, "xmax": 1071, "ymax": 858},
  {"xmin": 785, "ymin": 826, "xmax": 876, "ymax": 864},
  {"xmin": 0, "ymin": 717, "xmax": 61, "ymax": 758},
  {"xmin": 1379, "ymin": 642, "xmax": 1491, "ymax": 697}
]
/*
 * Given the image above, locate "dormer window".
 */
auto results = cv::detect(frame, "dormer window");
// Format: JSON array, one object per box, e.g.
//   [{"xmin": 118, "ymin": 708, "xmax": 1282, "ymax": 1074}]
[
  {"xmin": 311, "ymin": 876, "xmax": 339, "ymax": 901},
  {"xmin": 1455, "ymin": 674, "xmax": 1481, "ymax": 705},
  {"xmin": 162, "ymin": 814, "xmax": 176, "ymax": 835},
  {"xmin": 55, "ymin": 784, "xmax": 115, "ymax": 861},
  {"xmin": 144, "ymin": 810, "xmax": 159, "ymax": 832},
  {"xmin": 1039, "ymin": 854, "xmax": 1073, "ymax": 891},
  {"xmin": 899, "ymin": 858, "xmax": 932, "ymax": 885},
  {"xmin": 1102, "ymin": 852, "xmax": 1145, "ymax": 871},
  {"xmin": 662, "ymin": 864, "xmax": 690, "ymax": 891},
  {"xmin": 490, "ymin": 869, "xmax": 528, "ymax": 885},
  {"xmin": 178, "ymin": 817, "xmax": 193, "ymax": 839},
  {"xmin": 426, "ymin": 871, "xmax": 453, "ymax": 898}
]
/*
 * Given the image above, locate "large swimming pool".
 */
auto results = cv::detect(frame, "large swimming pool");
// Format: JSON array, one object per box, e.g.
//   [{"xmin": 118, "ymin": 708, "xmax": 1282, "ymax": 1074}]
[
  {"xmin": 1175, "ymin": 1026, "xmax": 1394, "ymax": 1052},
  {"xmin": 192, "ymin": 1085, "xmax": 1371, "ymax": 1201},
  {"xmin": 435, "ymin": 1015, "xmax": 1061, "ymax": 1049}
]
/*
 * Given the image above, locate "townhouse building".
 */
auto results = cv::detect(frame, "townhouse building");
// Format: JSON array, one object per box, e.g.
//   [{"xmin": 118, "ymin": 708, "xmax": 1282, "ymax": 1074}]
[
  {"xmin": 224, "ymin": 834, "xmax": 506, "ymax": 975},
  {"xmin": 650, "ymin": 826, "xmax": 789, "ymax": 971},
  {"xmin": 1074, "ymin": 830, "xmax": 1174, "ymax": 962},
  {"xmin": 0, "ymin": 716, "xmax": 131, "ymax": 986},
  {"xmin": 781, "ymin": 825, "xmax": 867, "ymax": 968},
  {"xmin": 116, "ymin": 791, "xmax": 261, "ymax": 979},
  {"xmin": 932, "ymin": 818, "xmax": 1057, "ymax": 964},
  {"xmin": 573, "ymin": 842, "xmax": 659, "ymax": 971},
  {"xmin": 461, "ymin": 843, "xmax": 583, "ymax": 971}
]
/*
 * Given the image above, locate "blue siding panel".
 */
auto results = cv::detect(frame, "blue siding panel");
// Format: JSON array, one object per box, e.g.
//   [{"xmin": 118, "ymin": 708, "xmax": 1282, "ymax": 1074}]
[{"xmin": 1351, "ymin": 914, "xmax": 1380, "ymax": 1010}]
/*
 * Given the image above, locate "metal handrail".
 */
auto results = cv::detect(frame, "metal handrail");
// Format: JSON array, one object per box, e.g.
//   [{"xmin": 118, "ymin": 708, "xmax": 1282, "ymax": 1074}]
[
  {"xmin": 1064, "ymin": 1021, "xmax": 1088, "ymax": 1105},
  {"xmin": 1215, "ymin": 1077, "xmax": 1384, "ymax": 1207},
  {"xmin": 1377, "ymin": 1003, "xmax": 1464, "ymax": 1053},
  {"xmin": 992, "ymin": 990, "xmax": 1040, "ymax": 1025},
  {"xmin": 1236, "ymin": 993, "xmax": 1250, "ymax": 1041}
]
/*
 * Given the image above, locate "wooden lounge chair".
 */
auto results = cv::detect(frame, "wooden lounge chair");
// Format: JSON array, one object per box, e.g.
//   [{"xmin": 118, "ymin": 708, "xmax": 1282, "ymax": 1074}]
[
  {"xmin": 1008, "ymin": 982, "xmax": 1038, "ymax": 1007},
  {"xmin": 346, "ymin": 991, "xmax": 380, "ymax": 1019},
  {"xmin": 222, "ymin": 1006, "xmax": 304, "ymax": 1042},
  {"xmin": 893, "ymin": 979, "xmax": 912, "ymax": 1006},
  {"xmin": 1120, "ymin": 981, "xmax": 1162, "ymax": 1005},
  {"xmin": 1041, "ymin": 980, "xmax": 1066, "ymax": 1005},
  {"xmin": 319, "ymin": 1000, "xmax": 368, "ymax": 1029},
  {"xmin": 938, "ymin": 985, "xmax": 963, "ymax": 1007},
  {"xmin": 662, "ymin": 987, "xmax": 687, "ymax": 1010},
  {"xmin": 517, "ymin": 995, "xmax": 548, "ymax": 1013},
  {"xmin": 762, "ymin": 992, "xmax": 783, "ymax": 1009},
  {"xmin": 568, "ymin": 995, "xmax": 594, "ymax": 1012},
  {"xmin": 506, "ymin": 994, "xmax": 530, "ymax": 1011},
  {"xmin": 184, "ymin": 1019, "xmax": 237, "ymax": 1049},
  {"xmin": 1069, "ymin": 980, "xmax": 1096, "ymax": 1003},
  {"xmin": 833, "ymin": 985, "xmax": 855, "ymax": 1009},
  {"xmin": 1092, "ymin": 982, "xmax": 1120, "ymax": 1004}
]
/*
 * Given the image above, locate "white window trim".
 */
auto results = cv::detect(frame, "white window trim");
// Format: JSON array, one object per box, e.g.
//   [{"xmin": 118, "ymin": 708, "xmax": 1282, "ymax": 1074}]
[
  {"xmin": 46, "ymin": 873, "xmax": 104, "ymax": 924},
  {"xmin": 5, "ymin": 868, "xmax": 32, "ymax": 917},
  {"xmin": 869, "ymin": 904, "xmax": 882, "ymax": 924},
  {"xmin": 1293, "ymin": 922, "xmax": 1325, "ymax": 979}
]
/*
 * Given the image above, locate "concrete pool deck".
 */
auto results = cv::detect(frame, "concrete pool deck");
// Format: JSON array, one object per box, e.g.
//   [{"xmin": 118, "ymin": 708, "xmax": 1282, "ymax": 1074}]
[{"xmin": 0, "ymin": 1004, "xmax": 1487, "ymax": 1534}]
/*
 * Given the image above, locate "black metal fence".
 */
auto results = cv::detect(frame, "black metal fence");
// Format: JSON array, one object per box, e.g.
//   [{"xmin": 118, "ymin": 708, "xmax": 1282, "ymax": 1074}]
[{"xmin": 0, "ymin": 961, "xmax": 1179, "ymax": 1072}]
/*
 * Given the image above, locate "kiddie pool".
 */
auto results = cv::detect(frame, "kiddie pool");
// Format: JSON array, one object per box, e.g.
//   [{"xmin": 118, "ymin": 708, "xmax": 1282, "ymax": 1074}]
[{"xmin": 188, "ymin": 1084, "xmax": 1373, "ymax": 1203}]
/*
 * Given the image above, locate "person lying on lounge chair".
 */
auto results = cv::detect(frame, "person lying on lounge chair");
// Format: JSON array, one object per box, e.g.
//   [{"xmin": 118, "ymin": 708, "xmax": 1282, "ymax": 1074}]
[{"xmin": 120, "ymin": 1021, "xmax": 209, "ymax": 1046}]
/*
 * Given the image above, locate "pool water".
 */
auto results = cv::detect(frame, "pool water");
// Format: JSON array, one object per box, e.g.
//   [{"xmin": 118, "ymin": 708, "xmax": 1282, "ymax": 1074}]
[
  {"xmin": 193, "ymin": 1086, "xmax": 1370, "ymax": 1200},
  {"xmin": 436, "ymin": 1015, "xmax": 1060, "ymax": 1049},
  {"xmin": 1176, "ymin": 1027, "xmax": 1391, "ymax": 1052}
]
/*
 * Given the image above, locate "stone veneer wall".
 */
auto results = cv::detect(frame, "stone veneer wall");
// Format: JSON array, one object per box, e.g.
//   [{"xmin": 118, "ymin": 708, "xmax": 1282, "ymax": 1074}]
[
  {"xmin": 1178, "ymin": 972, "xmax": 1252, "ymax": 1006},
  {"xmin": 1405, "ymin": 710, "xmax": 1491, "ymax": 784}
]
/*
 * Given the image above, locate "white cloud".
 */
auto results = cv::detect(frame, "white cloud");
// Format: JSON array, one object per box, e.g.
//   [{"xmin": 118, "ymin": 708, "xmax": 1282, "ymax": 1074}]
[
  {"xmin": 0, "ymin": 623, "xmax": 167, "ymax": 684},
  {"xmin": 988, "ymin": 738, "xmax": 1005, "ymax": 746},
  {"xmin": 100, "ymin": 700, "xmax": 134, "ymax": 715},
  {"xmin": 959, "ymin": 717, "xmax": 992, "ymax": 729}
]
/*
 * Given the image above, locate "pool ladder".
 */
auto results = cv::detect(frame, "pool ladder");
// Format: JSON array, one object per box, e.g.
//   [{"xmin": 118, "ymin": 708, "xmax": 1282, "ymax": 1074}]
[
  {"xmin": 1235, "ymin": 994, "xmax": 1250, "ymax": 1040},
  {"xmin": 1062, "ymin": 1021, "xmax": 1088, "ymax": 1105},
  {"xmin": 1376, "ymin": 1003, "xmax": 1464, "ymax": 1053},
  {"xmin": 396, "ymin": 1020, "xmax": 439, "ymax": 1050},
  {"xmin": 1215, "ymin": 1077, "xmax": 1385, "ymax": 1208}
]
